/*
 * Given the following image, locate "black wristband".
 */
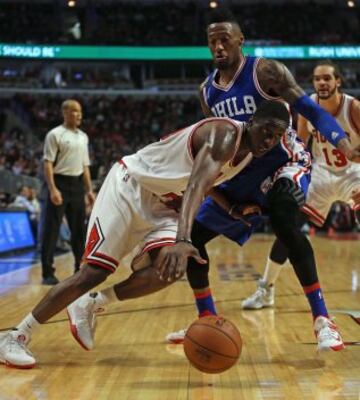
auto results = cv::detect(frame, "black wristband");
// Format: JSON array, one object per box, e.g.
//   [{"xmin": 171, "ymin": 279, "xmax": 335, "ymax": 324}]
[{"xmin": 176, "ymin": 238, "xmax": 192, "ymax": 244}]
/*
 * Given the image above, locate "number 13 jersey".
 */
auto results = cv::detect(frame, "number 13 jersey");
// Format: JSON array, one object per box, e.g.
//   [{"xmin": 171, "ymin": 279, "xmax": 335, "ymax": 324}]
[{"xmin": 308, "ymin": 93, "xmax": 360, "ymax": 173}]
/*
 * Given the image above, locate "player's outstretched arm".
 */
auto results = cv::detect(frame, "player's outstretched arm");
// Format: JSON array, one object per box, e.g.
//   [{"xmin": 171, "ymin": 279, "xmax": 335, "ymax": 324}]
[
  {"xmin": 154, "ymin": 120, "xmax": 238, "ymax": 282},
  {"xmin": 257, "ymin": 59, "xmax": 357, "ymax": 161}
]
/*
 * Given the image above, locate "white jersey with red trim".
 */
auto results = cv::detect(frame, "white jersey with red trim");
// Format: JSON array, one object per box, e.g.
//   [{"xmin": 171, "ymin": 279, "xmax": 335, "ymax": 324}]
[
  {"xmin": 122, "ymin": 117, "xmax": 252, "ymax": 198},
  {"xmin": 307, "ymin": 93, "xmax": 360, "ymax": 173}
]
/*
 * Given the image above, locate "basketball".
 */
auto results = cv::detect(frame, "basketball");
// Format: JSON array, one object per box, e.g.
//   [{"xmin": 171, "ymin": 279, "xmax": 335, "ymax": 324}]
[{"xmin": 183, "ymin": 316, "xmax": 242, "ymax": 374}]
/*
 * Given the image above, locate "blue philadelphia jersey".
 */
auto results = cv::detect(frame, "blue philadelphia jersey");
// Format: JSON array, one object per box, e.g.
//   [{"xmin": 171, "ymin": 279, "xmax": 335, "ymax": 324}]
[
  {"xmin": 196, "ymin": 56, "xmax": 311, "ymax": 245},
  {"xmin": 202, "ymin": 56, "xmax": 279, "ymax": 120}
]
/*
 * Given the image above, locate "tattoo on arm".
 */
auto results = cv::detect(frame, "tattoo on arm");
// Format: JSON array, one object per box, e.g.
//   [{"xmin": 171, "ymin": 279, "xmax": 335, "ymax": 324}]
[{"xmin": 257, "ymin": 58, "xmax": 305, "ymax": 104}]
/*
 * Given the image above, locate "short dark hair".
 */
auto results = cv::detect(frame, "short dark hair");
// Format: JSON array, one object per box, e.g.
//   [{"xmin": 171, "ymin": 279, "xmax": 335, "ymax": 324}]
[
  {"xmin": 206, "ymin": 8, "xmax": 240, "ymax": 29},
  {"xmin": 253, "ymin": 100, "xmax": 290, "ymax": 126},
  {"xmin": 314, "ymin": 59, "xmax": 342, "ymax": 80}
]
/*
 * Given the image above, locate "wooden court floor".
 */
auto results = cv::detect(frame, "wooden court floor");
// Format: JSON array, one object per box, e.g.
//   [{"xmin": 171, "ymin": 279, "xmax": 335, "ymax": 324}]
[{"xmin": 0, "ymin": 234, "xmax": 359, "ymax": 400}]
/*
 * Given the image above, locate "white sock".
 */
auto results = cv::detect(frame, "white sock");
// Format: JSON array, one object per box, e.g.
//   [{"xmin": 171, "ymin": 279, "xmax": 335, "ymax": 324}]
[
  {"xmin": 91, "ymin": 286, "xmax": 118, "ymax": 308},
  {"xmin": 262, "ymin": 258, "xmax": 284, "ymax": 286},
  {"xmin": 16, "ymin": 313, "xmax": 40, "ymax": 336}
]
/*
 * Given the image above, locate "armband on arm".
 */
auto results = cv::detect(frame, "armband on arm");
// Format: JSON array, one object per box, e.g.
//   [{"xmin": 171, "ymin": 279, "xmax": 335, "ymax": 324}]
[{"xmin": 293, "ymin": 95, "xmax": 347, "ymax": 147}]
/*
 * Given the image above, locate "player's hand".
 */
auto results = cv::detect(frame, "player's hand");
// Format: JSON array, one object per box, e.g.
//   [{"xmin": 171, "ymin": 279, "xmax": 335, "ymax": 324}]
[
  {"xmin": 155, "ymin": 242, "xmax": 207, "ymax": 282},
  {"xmin": 229, "ymin": 204, "xmax": 262, "ymax": 226},
  {"xmin": 346, "ymin": 145, "xmax": 360, "ymax": 163},
  {"xmin": 338, "ymin": 139, "xmax": 360, "ymax": 163},
  {"xmin": 50, "ymin": 188, "xmax": 63, "ymax": 206}
]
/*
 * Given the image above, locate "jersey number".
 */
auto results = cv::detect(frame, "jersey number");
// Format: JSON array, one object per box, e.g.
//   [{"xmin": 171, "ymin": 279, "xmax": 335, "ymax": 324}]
[{"xmin": 321, "ymin": 148, "xmax": 347, "ymax": 167}]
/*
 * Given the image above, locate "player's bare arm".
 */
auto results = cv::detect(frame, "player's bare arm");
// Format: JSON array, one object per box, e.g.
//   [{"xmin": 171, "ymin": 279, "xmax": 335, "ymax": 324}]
[
  {"xmin": 347, "ymin": 99, "xmax": 360, "ymax": 162},
  {"xmin": 199, "ymin": 80, "xmax": 214, "ymax": 117},
  {"xmin": 257, "ymin": 58, "xmax": 304, "ymax": 104},
  {"xmin": 350, "ymin": 99, "xmax": 360, "ymax": 134},
  {"xmin": 257, "ymin": 58, "xmax": 360, "ymax": 161},
  {"xmin": 155, "ymin": 120, "xmax": 238, "ymax": 282}
]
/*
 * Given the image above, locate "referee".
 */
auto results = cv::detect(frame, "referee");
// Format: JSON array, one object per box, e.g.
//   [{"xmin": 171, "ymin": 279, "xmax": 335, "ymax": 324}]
[{"xmin": 41, "ymin": 99, "xmax": 95, "ymax": 285}]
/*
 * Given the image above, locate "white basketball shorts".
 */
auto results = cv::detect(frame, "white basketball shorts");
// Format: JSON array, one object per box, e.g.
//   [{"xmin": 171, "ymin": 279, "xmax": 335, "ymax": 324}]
[
  {"xmin": 301, "ymin": 163, "xmax": 360, "ymax": 226},
  {"xmin": 83, "ymin": 162, "xmax": 178, "ymax": 273}
]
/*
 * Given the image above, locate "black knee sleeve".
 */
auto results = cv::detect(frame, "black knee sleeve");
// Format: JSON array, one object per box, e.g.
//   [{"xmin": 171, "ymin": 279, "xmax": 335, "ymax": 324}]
[
  {"xmin": 187, "ymin": 220, "xmax": 218, "ymax": 289},
  {"xmin": 267, "ymin": 178, "xmax": 318, "ymax": 286},
  {"xmin": 269, "ymin": 239, "xmax": 289, "ymax": 264}
]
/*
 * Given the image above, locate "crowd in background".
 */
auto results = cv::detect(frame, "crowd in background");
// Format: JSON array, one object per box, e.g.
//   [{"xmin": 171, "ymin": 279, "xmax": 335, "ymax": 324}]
[
  {"xmin": 1, "ymin": 61, "xmax": 360, "ymax": 91},
  {"xmin": 0, "ymin": 92, "xmax": 358, "ymax": 234},
  {"xmin": 0, "ymin": 95, "xmax": 201, "ymax": 181},
  {"xmin": 0, "ymin": 1, "xmax": 358, "ymax": 45}
]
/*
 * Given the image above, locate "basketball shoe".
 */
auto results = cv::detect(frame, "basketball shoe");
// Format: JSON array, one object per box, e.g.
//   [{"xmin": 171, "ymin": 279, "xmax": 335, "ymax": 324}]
[
  {"xmin": 314, "ymin": 316, "xmax": 345, "ymax": 352},
  {"xmin": 0, "ymin": 329, "xmax": 35, "ymax": 369},
  {"xmin": 67, "ymin": 293, "xmax": 103, "ymax": 351},
  {"xmin": 165, "ymin": 328, "xmax": 187, "ymax": 344},
  {"xmin": 241, "ymin": 279, "xmax": 275, "ymax": 310}
]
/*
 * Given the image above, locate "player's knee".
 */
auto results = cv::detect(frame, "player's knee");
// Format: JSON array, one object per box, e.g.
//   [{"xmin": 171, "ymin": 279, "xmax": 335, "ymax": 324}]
[
  {"xmin": 267, "ymin": 178, "xmax": 305, "ymax": 209},
  {"xmin": 267, "ymin": 178, "xmax": 304, "ymax": 235},
  {"xmin": 74, "ymin": 264, "xmax": 110, "ymax": 291}
]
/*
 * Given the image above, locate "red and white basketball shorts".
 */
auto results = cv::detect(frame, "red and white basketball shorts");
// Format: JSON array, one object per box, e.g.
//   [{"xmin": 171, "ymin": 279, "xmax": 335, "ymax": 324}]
[
  {"xmin": 302, "ymin": 163, "xmax": 360, "ymax": 226},
  {"xmin": 83, "ymin": 162, "xmax": 178, "ymax": 273}
]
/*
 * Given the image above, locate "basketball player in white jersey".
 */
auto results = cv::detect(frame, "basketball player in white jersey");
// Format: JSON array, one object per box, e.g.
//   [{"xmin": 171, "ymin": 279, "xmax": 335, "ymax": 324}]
[
  {"xmin": 242, "ymin": 60, "xmax": 360, "ymax": 310},
  {"xmin": 0, "ymin": 101, "xmax": 290, "ymax": 368}
]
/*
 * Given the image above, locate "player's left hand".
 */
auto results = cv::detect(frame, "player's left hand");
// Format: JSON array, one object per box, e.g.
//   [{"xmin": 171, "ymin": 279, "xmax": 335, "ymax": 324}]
[
  {"xmin": 229, "ymin": 204, "xmax": 262, "ymax": 226},
  {"xmin": 155, "ymin": 242, "xmax": 207, "ymax": 282}
]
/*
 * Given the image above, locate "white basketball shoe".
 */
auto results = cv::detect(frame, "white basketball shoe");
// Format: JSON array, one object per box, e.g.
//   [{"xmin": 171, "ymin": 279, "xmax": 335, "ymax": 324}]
[
  {"xmin": 67, "ymin": 293, "xmax": 104, "ymax": 351},
  {"xmin": 0, "ymin": 329, "xmax": 35, "ymax": 369},
  {"xmin": 165, "ymin": 328, "xmax": 187, "ymax": 344},
  {"xmin": 241, "ymin": 279, "xmax": 275, "ymax": 310},
  {"xmin": 314, "ymin": 316, "xmax": 345, "ymax": 352}
]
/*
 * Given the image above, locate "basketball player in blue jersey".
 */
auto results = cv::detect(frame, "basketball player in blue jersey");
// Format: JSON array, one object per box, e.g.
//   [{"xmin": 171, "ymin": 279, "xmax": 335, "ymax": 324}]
[
  {"xmin": 242, "ymin": 60, "xmax": 360, "ymax": 310},
  {"xmin": 166, "ymin": 9, "xmax": 360, "ymax": 351}
]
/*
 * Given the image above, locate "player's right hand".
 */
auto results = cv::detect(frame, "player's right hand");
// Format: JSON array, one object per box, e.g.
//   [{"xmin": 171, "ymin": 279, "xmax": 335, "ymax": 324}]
[
  {"xmin": 347, "ymin": 144, "xmax": 360, "ymax": 163},
  {"xmin": 50, "ymin": 188, "xmax": 63, "ymax": 205},
  {"xmin": 338, "ymin": 139, "xmax": 360, "ymax": 163},
  {"xmin": 155, "ymin": 242, "xmax": 207, "ymax": 282}
]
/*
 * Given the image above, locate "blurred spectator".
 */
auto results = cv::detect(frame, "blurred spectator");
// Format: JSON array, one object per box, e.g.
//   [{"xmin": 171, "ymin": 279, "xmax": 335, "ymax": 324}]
[{"xmin": 10, "ymin": 185, "xmax": 39, "ymax": 239}]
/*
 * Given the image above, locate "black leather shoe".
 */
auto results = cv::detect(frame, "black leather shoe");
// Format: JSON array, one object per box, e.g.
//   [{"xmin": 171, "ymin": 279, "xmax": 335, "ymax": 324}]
[{"xmin": 42, "ymin": 275, "xmax": 59, "ymax": 285}]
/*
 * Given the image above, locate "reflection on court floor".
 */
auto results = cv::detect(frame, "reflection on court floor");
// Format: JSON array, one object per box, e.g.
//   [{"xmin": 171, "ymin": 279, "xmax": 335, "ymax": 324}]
[{"xmin": 0, "ymin": 234, "xmax": 359, "ymax": 399}]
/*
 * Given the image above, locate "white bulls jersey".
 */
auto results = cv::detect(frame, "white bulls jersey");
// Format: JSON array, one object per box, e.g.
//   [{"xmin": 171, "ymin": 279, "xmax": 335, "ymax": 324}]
[
  {"xmin": 122, "ymin": 117, "xmax": 253, "ymax": 198},
  {"xmin": 301, "ymin": 93, "xmax": 360, "ymax": 226},
  {"xmin": 83, "ymin": 117, "xmax": 255, "ymax": 273},
  {"xmin": 307, "ymin": 93, "xmax": 360, "ymax": 173}
]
